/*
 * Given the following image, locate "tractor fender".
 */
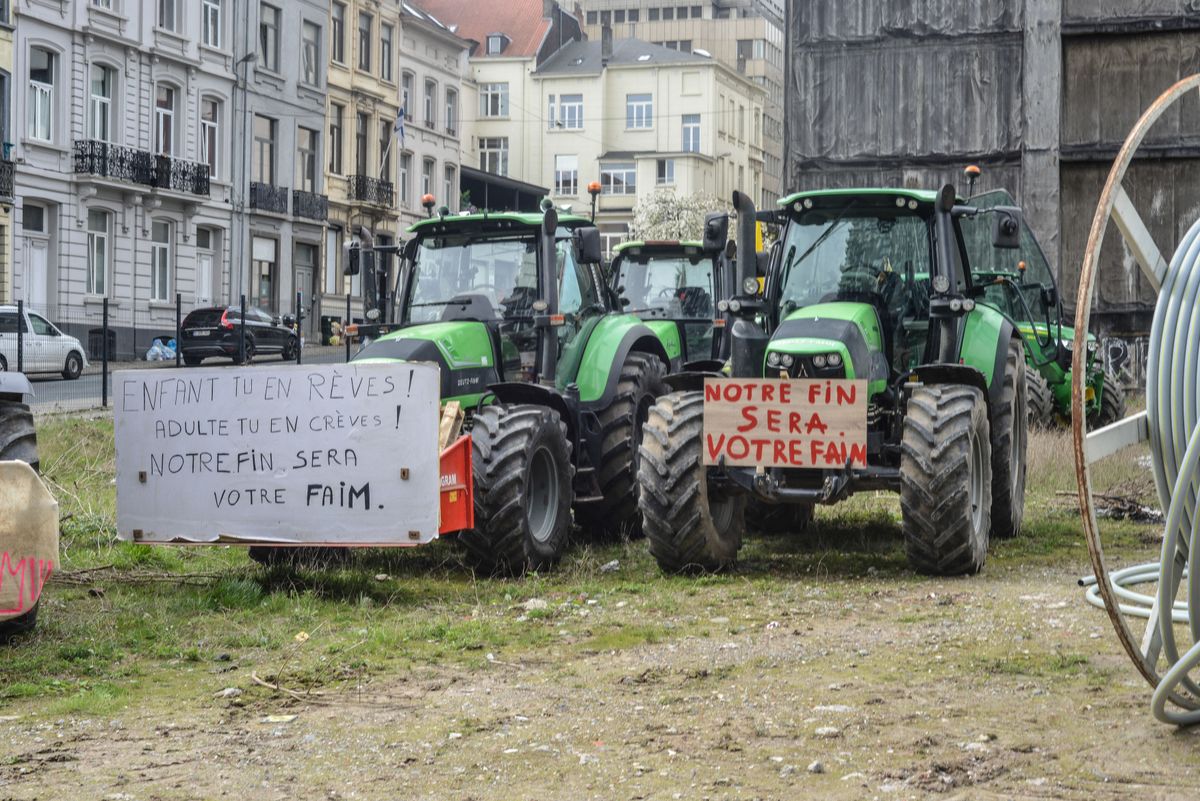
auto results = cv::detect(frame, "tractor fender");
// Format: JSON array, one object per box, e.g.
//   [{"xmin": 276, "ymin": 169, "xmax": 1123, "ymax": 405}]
[
  {"xmin": 664, "ymin": 369, "xmax": 725, "ymax": 393},
  {"xmin": 910, "ymin": 363, "xmax": 993, "ymax": 414},
  {"xmin": 576, "ymin": 322, "xmax": 672, "ymax": 407},
  {"xmin": 958, "ymin": 305, "xmax": 1017, "ymax": 409},
  {"xmin": 488, "ymin": 381, "xmax": 574, "ymax": 427}
]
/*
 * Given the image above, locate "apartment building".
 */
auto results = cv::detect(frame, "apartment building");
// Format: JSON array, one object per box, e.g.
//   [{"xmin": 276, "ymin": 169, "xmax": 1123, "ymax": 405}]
[
  {"xmin": 12, "ymin": 0, "xmax": 232, "ymax": 352},
  {"xmin": 232, "ymin": 0, "xmax": 329, "ymax": 339},
  {"xmin": 577, "ymin": 0, "xmax": 785, "ymax": 207},
  {"xmin": 0, "ymin": 2, "xmax": 13, "ymax": 304}
]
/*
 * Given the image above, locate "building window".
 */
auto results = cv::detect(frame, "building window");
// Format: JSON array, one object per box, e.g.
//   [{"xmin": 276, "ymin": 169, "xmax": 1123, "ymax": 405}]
[
  {"xmin": 357, "ymin": 12, "xmax": 372, "ymax": 72},
  {"xmin": 601, "ymin": 162, "xmax": 636, "ymax": 195},
  {"xmin": 329, "ymin": 103, "xmax": 343, "ymax": 174},
  {"xmin": 626, "ymin": 93, "xmax": 652, "ymax": 129},
  {"xmin": 23, "ymin": 203, "xmax": 45, "ymax": 233},
  {"xmin": 28, "ymin": 47, "xmax": 54, "ymax": 142},
  {"xmin": 88, "ymin": 65, "xmax": 113, "ymax": 142},
  {"xmin": 302, "ymin": 21, "xmax": 321, "ymax": 85},
  {"xmin": 0, "ymin": 71, "xmax": 8, "ymax": 146},
  {"xmin": 200, "ymin": 97, "xmax": 220, "ymax": 178},
  {"xmin": 253, "ymin": 114, "xmax": 276, "ymax": 184},
  {"xmin": 443, "ymin": 165, "xmax": 456, "ymax": 211},
  {"xmin": 586, "ymin": 10, "xmax": 596, "ymax": 23},
  {"xmin": 399, "ymin": 152, "xmax": 411, "ymax": 207},
  {"xmin": 479, "ymin": 137, "xmax": 508, "ymax": 176},
  {"xmin": 554, "ymin": 94, "xmax": 583, "ymax": 130},
  {"xmin": 479, "ymin": 83, "xmax": 509, "ymax": 118},
  {"xmin": 656, "ymin": 158, "xmax": 675, "ymax": 185},
  {"xmin": 157, "ymin": 0, "xmax": 177, "ymax": 31},
  {"xmin": 202, "ymin": 0, "xmax": 222, "ymax": 47},
  {"xmin": 378, "ymin": 119, "xmax": 391, "ymax": 179},
  {"xmin": 445, "ymin": 89, "xmax": 458, "ymax": 136},
  {"xmin": 423, "ymin": 80, "xmax": 436, "ymax": 128},
  {"xmin": 486, "ymin": 34, "xmax": 506, "ymax": 55},
  {"xmin": 628, "ymin": 9, "xmax": 639, "ymax": 21},
  {"xmin": 421, "ymin": 158, "xmax": 434, "ymax": 197},
  {"xmin": 86, "ymin": 209, "xmax": 109, "ymax": 296},
  {"xmin": 615, "ymin": 9, "xmax": 625, "ymax": 22},
  {"xmin": 663, "ymin": 7, "xmax": 674, "ymax": 20},
  {"xmin": 259, "ymin": 4, "xmax": 280, "ymax": 71},
  {"xmin": 331, "ymin": 2, "xmax": 346, "ymax": 63},
  {"xmin": 682, "ymin": 114, "xmax": 700, "ymax": 152},
  {"xmin": 648, "ymin": 8, "xmax": 659, "ymax": 20},
  {"xmin": 554, "ymin": 154, "xmax": 578, "ymax": 196},
  {"xmin": 401, "ymin": 72, "xmax": 413, "ymax": 119},
  {"xmin": 155, "ymin": 85, "xmax": 175, "ymax": 155},
  {"xmin": 297, "ymin": 126, "xmax": 318, "ymax": 192},
  {"xmin": 355, "ymin": 112, "xmax": 369, "ymax": 175},
  {"xmin": 252, "ymin": 237, "xmax": 277, "ymax": 310},
  {"xmin": 151, "ymin": 220, "xmax": 172, "ymax": 301},
  {"xmin": 91, "ymin": 0, "xmax": 112, "ymax": 8},
  {"xmin": 380, "ymin": 23, "xmax": 393, "ymax": 82}
]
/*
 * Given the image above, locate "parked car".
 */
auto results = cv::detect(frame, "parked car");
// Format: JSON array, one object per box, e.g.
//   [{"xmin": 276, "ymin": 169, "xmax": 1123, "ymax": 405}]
[
  {"xmin": 180, "ymin": 305, "xmax": 298, "ymax": 365},
  {"xmin": 0, "ymin": 305, "xmax": 89, "ymax": 379}
]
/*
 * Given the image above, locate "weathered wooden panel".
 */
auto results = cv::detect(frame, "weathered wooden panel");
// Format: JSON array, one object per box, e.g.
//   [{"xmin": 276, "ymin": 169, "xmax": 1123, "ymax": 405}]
[
  {"xmin": 795, "ymin": 0, "xmax": 1021, "ymax": 43},
  {"xmin": 1064, "ymin": 0, "xmax": 1197, "ymax": 23}
]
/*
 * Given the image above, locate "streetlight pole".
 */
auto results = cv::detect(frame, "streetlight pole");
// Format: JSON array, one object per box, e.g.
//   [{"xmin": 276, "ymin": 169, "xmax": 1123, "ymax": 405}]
[{"xmin": 232, "ymin": 17, "xmax": 256, "ymax": 306}]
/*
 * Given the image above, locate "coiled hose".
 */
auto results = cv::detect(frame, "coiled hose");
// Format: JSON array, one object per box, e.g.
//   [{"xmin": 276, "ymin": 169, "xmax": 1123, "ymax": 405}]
[{"xmin": 1074, "ymin": 74, "xmax": 1200, "ymax": 725}]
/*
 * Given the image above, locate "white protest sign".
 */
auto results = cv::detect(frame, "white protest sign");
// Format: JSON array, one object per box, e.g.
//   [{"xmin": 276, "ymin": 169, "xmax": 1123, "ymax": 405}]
[
  {"xmin": 702, "ymin": 378, "xmax": 868, "ymax": 469},
  {"xmin": 114, "ymin": 363, "xmax": 441, "ymax": 545}
]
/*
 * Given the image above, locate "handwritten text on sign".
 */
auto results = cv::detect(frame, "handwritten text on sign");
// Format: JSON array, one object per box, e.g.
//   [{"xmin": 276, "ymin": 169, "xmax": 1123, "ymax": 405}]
[
  {"xmin": 702, "ymin": 378, "xmax": 868, "ymax": 468},
  {"xmin": 114, "ymin": 363, "xmax": 441, "ymax": 545}
]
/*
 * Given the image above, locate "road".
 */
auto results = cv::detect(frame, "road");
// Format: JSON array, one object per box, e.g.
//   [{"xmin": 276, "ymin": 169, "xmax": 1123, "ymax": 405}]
[{"xmin": 25, "ymin": 345, "xmax": 352, "ymax": 411}]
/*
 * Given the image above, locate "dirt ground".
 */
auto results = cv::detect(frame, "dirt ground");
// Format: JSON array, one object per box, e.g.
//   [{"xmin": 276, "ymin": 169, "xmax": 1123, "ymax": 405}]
[{"xmin": 4, "ymin": 556, "xmax": 1198, "ymax": 801}]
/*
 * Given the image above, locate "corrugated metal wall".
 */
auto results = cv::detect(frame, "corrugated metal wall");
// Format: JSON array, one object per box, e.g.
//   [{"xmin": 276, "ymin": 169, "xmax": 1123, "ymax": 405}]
[{"xmin": 784, "ymin": 0, "xmax": 1200, "ymax": 334}]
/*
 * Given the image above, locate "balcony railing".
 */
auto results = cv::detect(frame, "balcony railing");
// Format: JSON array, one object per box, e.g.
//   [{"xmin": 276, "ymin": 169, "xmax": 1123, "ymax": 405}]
[
  {"xmin": 250, "ymin": 181, "xmax": 290, "ymax": 214},
  {"xmin": 73, "ymin": 140, "xmax": 210, "ymax": 196},
  {"xmin": 292, "ymin": 189, "xmax": 329, "ymax": 221},
  {"xmin": 349, "ymin": 174, "xmax": 394, "ymax": 207},
  {"xmin": 0, "ymin": 159, "xmax": 13, "ymax": 202}
]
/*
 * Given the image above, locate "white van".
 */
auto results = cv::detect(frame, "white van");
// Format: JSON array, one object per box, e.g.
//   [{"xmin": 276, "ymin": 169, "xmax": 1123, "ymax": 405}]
[{"xmin": 0, "ymin": 305, "xmax": 89, "ymax": 379}]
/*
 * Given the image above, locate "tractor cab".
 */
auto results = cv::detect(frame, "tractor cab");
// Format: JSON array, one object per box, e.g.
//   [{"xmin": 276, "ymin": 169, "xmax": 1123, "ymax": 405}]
[{"xmin": 610, "ymin": 214, "xmax": 732, "ymax": 371}]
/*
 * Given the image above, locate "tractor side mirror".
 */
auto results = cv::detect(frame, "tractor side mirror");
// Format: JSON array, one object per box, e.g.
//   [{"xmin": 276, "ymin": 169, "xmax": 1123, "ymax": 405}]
[
  {"xmin": 992, "ymin": 206, "xmax": 1022, "ymax": 250},
  {"xmin": 1041, "ymin": 284, "xmax": 1058, "ymax": 308},
  {"xmin": 542, "ymin": 207, "xmax": 559, "ymax": 236},
  {"xmin": 574, "ymin": 226, "xmax": 603, "ymax": 264},
  {"xmin": 702, "ymin": 212, "xmax": 729, "ymax": 254},
  {"xmin": 402, "ymin": 238, "xmax": 419, "ymax": 262},
  {"xmin": 755, "ymin": 250, "xmax": 770, "ymax": 278},
  {"xmin": 937, "ymin": 184, "xmax": 957, "ymax": 213},
  {"xmin": 343, "ymin": 242, "xmax": 361, "ymax": 275}
]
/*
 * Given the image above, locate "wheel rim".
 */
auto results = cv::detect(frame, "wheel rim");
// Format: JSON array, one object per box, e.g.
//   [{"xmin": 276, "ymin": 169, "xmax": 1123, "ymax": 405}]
[
  {"xmin": 69, "ymin": 355, "xmax": 80, "ymax": 376},
  {"xmin": 526, "ymin": 446, "xmax": 560, "ymax": 544},
  {"xmin": 969, "ymin": 429, "xmax": 986, "ymax": 534}
]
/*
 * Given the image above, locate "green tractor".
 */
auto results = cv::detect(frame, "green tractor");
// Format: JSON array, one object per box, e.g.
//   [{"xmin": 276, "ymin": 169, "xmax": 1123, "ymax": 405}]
[
  {"xmin": 638, "ymin": 186, "xmax": 1031, "ymax": 576},
  {"xmin": 608, "ymin": 218, "xmax": 737, "ymax": 376},
  {"xmin": 351, "ymin": 205, "xmax": 680, "ymax": 573},
  {"xmin": 964, "ymin": 189, "xmax": 1125, "ymax": 428}
]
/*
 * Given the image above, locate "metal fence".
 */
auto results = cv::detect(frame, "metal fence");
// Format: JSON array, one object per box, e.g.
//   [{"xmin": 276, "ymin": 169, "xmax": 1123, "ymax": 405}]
[{"xmin": 4, "ymin": 293, "xmax": 357, "ymax": 411}]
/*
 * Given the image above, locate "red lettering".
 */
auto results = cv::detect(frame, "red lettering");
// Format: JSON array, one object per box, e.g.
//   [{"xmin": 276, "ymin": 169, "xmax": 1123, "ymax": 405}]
[
  {"xmin": 810, "ymin": 440, "xmax": 824, "ymax": 465},
  {"xmin": 809, "ymin": 384, "xmax": 822, "ymax": 404},
  {"xmin": 773, "ymin": 440, "xmax": 787, "ymax": 463},
  {"xmin": 836, "ymin": 384, "xmax": 857, "ymax": 405},
  {"xmin": 706, "ymin": 434, "xmax": 726, "ymax": 462},
  {"xmin": 824, "ymin": 441, "xmax": 846, "ymax": 466},
  {"xmin": 790, "ymin": 440, "xmax": 805, "ymax": 465},
  {"xmin": 0, "ymin": 552, "xmax": 55, "ymax": 615},
  {"xmin": 766, "ymin": 408, "xmax": 781, "ymax": 433},
  {"xmin": 805, "ymin": 413, "xmax": 828, "ymax": 436},
  {"xmin": 738, "ymin": 405, "xmax": 758, "ymax": 433},
  {"xmin": 849, "ymin": 443, "xmax": 868, "ymax": 467},
  {"xmin": 779, "ymin": 382, "xmax": 792, "ymax": 404},
  {"xmin": 753, "ymin": 439, "xmax": 770, "ymax": 461},
  {"xmin": 761, "ymin": 383, "xmax": 775, "ymax": 403},
  {"xmin": 705, "ymin": 382, "xmax": 722, "ymax": 402},
  {"xmin": 727, "ymin": 436, "xmax": 750, "ymax": 460},
  {"xmin": 789, "ymin": 411, "xmax": 803, "ymax": 434}
]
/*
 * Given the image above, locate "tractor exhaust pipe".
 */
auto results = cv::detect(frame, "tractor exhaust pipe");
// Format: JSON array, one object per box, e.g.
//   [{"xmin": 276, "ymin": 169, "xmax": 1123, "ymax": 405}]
[
  {"xmin": 732, "ymin": 191, "xmax": 757, "ymax": 289},
  {"xmin": 729, "ymin": 190, "xmax": 768, "ymax": 378},
  {"xmin": 539, "ymin": 206, "xmax": 560, "ymax": 386}
]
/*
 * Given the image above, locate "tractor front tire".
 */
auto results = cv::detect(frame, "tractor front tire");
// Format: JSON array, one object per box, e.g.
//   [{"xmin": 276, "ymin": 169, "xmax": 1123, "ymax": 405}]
[
  {"xmin": 900, "ymin": 385, "xmax": 992, "ymax": 576},
  {"xmin": 575, "ymin": 352, "xmax": 667, "ymax": 539},
  {"xmin": 1025, "ymin": 368, "xmax": 1053, "ymax": 428},
  {"xmin": 0, "ymin": 400, "xmax": 41, "ymax": 641},
  {"xmin": 1092, "ymin": 371, "xmax": 1127, "ymax": 428},
  {"xmin": 460, "ymin": 404, "xmax": 574, "ymax": 576},
  {"xmin": 989, "ymin": 338, "xmax": 1028, "ymax": 540},
  {"xmin": 746, "ymin": 501, "xmax": 813, "ymax": 536},
  {"xmin": 639, "ymin": 392, "xmax": 745, "ymax": 573}
]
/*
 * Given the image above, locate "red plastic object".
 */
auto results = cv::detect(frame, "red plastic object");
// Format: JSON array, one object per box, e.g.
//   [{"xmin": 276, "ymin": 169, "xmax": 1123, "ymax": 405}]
[{"xmin": 438, "ymin": 434, "xmax": 474, "ymax": 534}]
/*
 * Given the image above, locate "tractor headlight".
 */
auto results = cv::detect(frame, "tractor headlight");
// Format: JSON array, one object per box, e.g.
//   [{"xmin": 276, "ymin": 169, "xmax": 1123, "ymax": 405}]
[
  {"xmin": 743, "ymin": 277, "xmax": 760, "ymax": 295},
  {"xmin": 717, "ymin": 300, "xmax": 729, "ymax": 312},
  {"xmin": 813, "ymin": 354, "xmax": 827, "ymax": 368},
  {"xmin": 780, "ymin": 354, "xmax": 795, "ymax": 368},
  {"xmin": 949, "ymin": 298, "xmax": 963, "ymax": 312},
  {"xmin": 728, "ymin": 299, "xmax": 742, "ymax": 313},
  {"xmin": 827, "ymin": 352, "xmax": 842, "ymax": 367},
  {"xmin": 767, "ymin": 351, "xmax": 781, "ymax": 368}
]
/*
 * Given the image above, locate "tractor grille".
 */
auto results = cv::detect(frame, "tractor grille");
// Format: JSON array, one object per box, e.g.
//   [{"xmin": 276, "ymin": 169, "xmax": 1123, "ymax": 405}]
[{"xmin": 784, "ymin": 357, "xmax": 846, "ymax": 380}]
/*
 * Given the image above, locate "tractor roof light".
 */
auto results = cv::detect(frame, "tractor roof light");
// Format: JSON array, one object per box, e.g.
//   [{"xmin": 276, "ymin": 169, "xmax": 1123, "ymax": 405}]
[
  {"xmin": 728, "ymin": 299, "xmax": 742, "ymax": 313},
  {"xmin": 587, "ymin": 181, "xmax": 602, "ymax": 197},
  {"xmin": 421, "ymin": 193, "xmax": 436, "ymax": 210},
  {"xmin": 742, "ymin": 276, "xmax": 759, "ymax": 294}
]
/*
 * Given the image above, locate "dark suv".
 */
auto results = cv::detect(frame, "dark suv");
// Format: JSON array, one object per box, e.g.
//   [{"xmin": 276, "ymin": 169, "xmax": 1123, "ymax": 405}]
[{"xmin": 180, "ymin": 306, "xmax": 297, "ymax": 365}]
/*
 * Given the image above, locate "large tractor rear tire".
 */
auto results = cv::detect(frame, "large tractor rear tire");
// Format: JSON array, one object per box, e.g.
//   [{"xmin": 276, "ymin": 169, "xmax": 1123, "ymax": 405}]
[
  {"xmin": 1025, "ymin": 368, "xmax": 1053, "ymax": 428},
  {"xmin": 1091, "ymin": 370, "xmax": 1127, "ymax": 428},
  {"xmin": 638, "ymin": 392, "xmax": 745, "ymax": 573},
  {"xmin": 900, "ymin": 385, "xmax": 992, "ymax": 576},
  {"xmin": 460, "ymin": 404, "xmax": 574, "ymax": 576},
  {"xmin": 746, "ymin": 501, "xmax": 813, "ymax": 536},
  {"xmin": 575, "ymin": 352, "xmax": 667, "ymax": 539},
  {"xmin": 990, "ymin": 338, "xmax": 1028, "ymax": 540},
  {"xmin": 0, "ymin": 400, "xmax": 41, "ymax": 641}
]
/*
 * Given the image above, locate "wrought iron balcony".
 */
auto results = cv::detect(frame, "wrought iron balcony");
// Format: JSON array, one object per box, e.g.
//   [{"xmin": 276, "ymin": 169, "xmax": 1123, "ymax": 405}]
[
  {"xmin": 349, "ymin": 174, "xmax": 394, "ymax": 207},
  {"xmin": 292, "ymin": 189, "xmax": 329, "ymax": 221},
  {"xmin": 73, "ymin": 140, "xmax": 209, "ymax": 196},
  {"xmin": 0, "ymin": 159, "xmax": 13, "ymax": 202},
  {"xmin": 250, "ymin": 181, "xmax": 290, "ymax": 214}
]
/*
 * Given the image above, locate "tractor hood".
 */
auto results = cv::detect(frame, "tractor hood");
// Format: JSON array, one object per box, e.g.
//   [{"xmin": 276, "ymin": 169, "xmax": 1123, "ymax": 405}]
[
  {"xmin": 352, "ymin": 321, "xmax": 499, "ymax": 404},
  {"xmin": 765, "ymin": 302, "xmax": 889, "ymax": 392}
]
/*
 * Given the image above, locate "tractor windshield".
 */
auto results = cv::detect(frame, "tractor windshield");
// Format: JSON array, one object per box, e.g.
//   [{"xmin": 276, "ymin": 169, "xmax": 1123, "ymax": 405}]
[
  {"xmin": 407, "ymin": 234, "xmax": 538, "ymax": 324},
  {"xmin": 617, "ymin": 255, "xmax": 716, "ymax": 319}
]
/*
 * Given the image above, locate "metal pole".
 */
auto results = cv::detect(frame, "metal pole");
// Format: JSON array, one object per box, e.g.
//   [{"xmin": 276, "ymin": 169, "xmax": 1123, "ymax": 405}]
[
  {"xmin": 15, "ymin": 298, "xmax": 22, "ymax": 373},
  {"xmin": 239, "ymin": 293, "xmax": 247, "ymax": 364},
  {"xmin": 295, "ymin": 290, "xmax": 303, "ymax": 365},
  {"xmin": 345, "ymin": 292, "xmax": 351, "ymax": 362},
  {"xmin": 101, "ymin": 297, "xmax": 109, "ymax": 408},
  {"xmin": 175, "ymin": 292, "xmax": 182, "ymax": 367}
]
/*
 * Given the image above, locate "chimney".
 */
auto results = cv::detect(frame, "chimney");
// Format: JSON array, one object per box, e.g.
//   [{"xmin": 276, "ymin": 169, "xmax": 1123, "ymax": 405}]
[{"xmin": 601, "ymin": 24, "xmax": 613, "ymax": 64}]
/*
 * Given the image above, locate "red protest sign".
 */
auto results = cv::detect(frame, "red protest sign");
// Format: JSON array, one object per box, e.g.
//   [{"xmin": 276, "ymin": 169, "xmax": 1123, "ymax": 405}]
[{"xmin": 701, "ymin": 378, "xmax": 868, "ymax": 468}]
